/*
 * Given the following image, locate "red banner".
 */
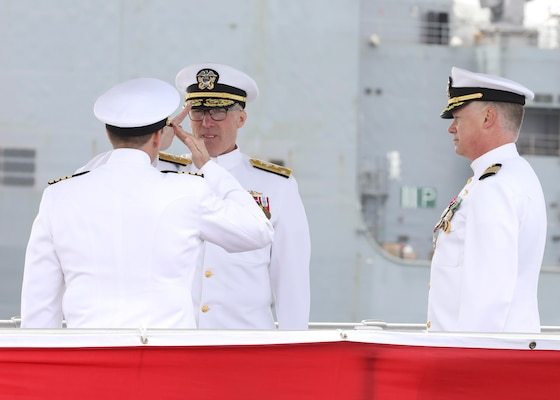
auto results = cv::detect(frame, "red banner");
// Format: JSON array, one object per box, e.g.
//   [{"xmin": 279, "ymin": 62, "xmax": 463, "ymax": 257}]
[{"xmin": 1, "ymin": 340, "xmax": 559, "ymax": 399}]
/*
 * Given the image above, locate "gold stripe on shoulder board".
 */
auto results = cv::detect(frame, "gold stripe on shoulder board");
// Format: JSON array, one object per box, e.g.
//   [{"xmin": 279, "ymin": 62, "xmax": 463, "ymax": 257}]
[
  {"xmin": 250, "ymin": 158, "xmax": 292, "ymax": 178},
  {"xmin": 161, "ymin": 170, "xmax": 204, "ymax": 178},
  {"xmin": 48, "ymin": 171, "xmax": 90, "ymax": 185},
  {"xmin": 158, "ymin": 152, "xmax": 192, "ymax": 166},
  {"xmin": 479, "ymin": 163, "xmax": 502, "ymax": 180}
]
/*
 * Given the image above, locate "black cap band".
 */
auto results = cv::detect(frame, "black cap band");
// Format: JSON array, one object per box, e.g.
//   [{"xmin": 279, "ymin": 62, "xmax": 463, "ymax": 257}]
[
  {"xmin": 449, "ymin": 86, "xmax": 526, "ymax": 105},
  {"xmin": 441, "ymin": 86, "xmax": 527, "ymax": 119},
  {"xmin": 187, "ymin": 82, "xmax": 247, "ymax": 98},
  {"xmin": 186, "ymin": 83, "xmax": 247, "ymax": 109},
  {"xmin": 106, "ymin": 118, "xmax": 168, "ymax": 136}
]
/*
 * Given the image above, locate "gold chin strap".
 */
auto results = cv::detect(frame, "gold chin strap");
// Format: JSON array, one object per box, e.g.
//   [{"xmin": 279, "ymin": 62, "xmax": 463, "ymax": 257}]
[
  {"xmin": 441, "ymin": 93, "xmax": 484, "ymax": 114},
  {"xmin": 447, "ymin": 92, "xmax": 483, "ymax": 105},
  {"xmin": 186, "ymin": 92, "xmax": 247, "ymax": 103}
]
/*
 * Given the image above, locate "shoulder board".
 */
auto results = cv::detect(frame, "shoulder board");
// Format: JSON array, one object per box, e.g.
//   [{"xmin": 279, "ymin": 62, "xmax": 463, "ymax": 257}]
[
  {"xmin": 250, "ymin": 158, "xmax": 292, "ymax": 178},
  {"xmin": 48, "ymin": 171, "xmax": 90, "ymax": 185},
  {"xmin": 161, "ymin": 170, "xmax": 204, "ymax": 178},
  {"xmin": 479, "ymin": 163, "xmax": 502, "ymax": 180},
  {"xmin": 158, "ymin": 152, "xmax": 192, "ymax": 166}
]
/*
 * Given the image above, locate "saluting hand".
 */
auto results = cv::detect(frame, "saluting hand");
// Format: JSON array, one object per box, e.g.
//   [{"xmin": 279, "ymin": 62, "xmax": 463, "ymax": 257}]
[{"xmin": 170, "ymin": 104, "xmax": 210, "ymax": 169}]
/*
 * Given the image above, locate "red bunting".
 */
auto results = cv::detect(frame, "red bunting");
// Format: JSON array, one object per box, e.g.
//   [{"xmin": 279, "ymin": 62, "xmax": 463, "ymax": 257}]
[{"xmin": 0, "ymin": 341, "xmax": 559, "ymax": 399}]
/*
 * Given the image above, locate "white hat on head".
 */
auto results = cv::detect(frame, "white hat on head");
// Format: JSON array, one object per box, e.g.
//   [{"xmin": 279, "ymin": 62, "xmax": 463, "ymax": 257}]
[
  {"xmin": 94, "ymin": 77, "xmax": 180, "ymax": 135},
  {"xmin": 440, "ymin": 66, "xmax": 534, "ymax": 119},
  {"xmin": 175, "ymin": 62, "xmax": 258, "ymax": 109}
]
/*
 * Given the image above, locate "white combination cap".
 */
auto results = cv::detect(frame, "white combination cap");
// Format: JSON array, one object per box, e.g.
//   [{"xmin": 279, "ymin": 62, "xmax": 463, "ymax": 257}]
[
  {"xmin": 440, "ymin": 67, "xmax": 534, "ymax": 119},
  {"xmin": 175, "ymin": 62, "xmax": 258, "ymax": 109},
  {"xmin": 94, "ymin": 77, "xmax": 180, "ymax": 135}
]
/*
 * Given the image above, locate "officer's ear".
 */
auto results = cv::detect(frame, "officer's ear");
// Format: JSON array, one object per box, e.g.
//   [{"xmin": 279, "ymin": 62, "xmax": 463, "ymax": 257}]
[
  {"xmin": 482, "ymin": 106, "xmax": 497, "ymax": 127},
  {"xmin": 152, "ymin": 129, "xmax": 163, "ymax": 149},
  {"xmin": 237, "ymin": 109, "xmax": 247, "ymax": 128}
]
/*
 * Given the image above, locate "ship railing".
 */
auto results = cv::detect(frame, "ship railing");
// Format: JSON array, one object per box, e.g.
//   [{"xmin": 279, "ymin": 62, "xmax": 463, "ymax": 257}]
[
  {"xmin": 0, "ymin": 317, "xmax": 21, "ymax": 329},
  {"xmin": 366, "ymin": 15, "xmax": 559, "ymax": 49},
  {"xmin": 2, "ymin": 317, "xmax": 559, "ymax": 333},
  {"xmin": 518, "ymin": 130, "xmax": 560, "ymax": 157}
]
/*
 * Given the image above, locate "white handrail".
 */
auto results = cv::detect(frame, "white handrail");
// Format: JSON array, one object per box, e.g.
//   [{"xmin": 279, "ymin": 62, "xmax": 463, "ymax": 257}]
[{"xmin": 3, "ymin": 318, "xmax": 559, "ymax": 333}]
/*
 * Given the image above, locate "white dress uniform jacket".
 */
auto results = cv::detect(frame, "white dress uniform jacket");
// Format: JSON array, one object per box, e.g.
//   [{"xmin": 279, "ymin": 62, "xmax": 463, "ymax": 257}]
[
  {"xmin": 159, "ymin": 148, "xmax": 311, "ymax": 330},
  {"xmin": 427, "ymin": 143, "xmax": 547, "ymax": 333},
  {"xmin": 21, "ymin": 149, "xmax": 273, "ymax": 329}
]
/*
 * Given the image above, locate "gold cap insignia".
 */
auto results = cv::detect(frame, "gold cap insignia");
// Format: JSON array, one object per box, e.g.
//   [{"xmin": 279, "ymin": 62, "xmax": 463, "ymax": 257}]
[{"xmin": 197, "ymin": 69, "xmax": 218, "ymax": 90}]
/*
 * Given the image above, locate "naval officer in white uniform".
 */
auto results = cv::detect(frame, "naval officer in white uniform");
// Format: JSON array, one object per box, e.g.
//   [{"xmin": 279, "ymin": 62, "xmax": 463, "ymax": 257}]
[
  {"xmin": 20, "ymin": 77, "xmax": 273, "ymax": 329},
  {"xmin": 427, "ymin": 67, "xmax": 547, "ymax": 333},
  {"xmin": 163, "ymin": 63, "xmax": 311, "ymax": 330},
  {"xmin": 74, "ymin": 65, "xmax": 311, "ymax": 330}
]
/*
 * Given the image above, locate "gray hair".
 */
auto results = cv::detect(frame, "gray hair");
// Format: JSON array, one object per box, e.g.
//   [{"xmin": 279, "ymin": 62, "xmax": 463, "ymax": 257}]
[{"xmin": 479, "ymin": 101, "xmax": 525, "ymax": 140}]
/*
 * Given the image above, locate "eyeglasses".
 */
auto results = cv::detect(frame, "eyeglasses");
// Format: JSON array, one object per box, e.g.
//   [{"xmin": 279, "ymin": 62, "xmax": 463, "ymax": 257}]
[{"xmin": 188, "ymin": 107, "xmax": 239, "ymax": 122}]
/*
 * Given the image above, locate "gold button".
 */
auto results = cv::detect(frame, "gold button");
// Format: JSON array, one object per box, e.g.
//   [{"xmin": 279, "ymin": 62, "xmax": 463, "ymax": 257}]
[
  {"xmin": 462, "ymin": 189, "xmax": 469, "ymax": 196},
  {"xmin": 201, "ymin": 305, "xmax": 210, "ymax": 313},
  {"xmin": 204, "ymin": 270, "xmax": 213, "ymax": 278},
  {"xmin": 428, "ymin": 282, "xmax": 431, "ymax": 290},
  {"xmin": 427, "ymin": 321, "xmax": 431, "ymax": 329},
  {"xmin": 467, "ymin": 177, "xmax": 472, "ymax": 184}
]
